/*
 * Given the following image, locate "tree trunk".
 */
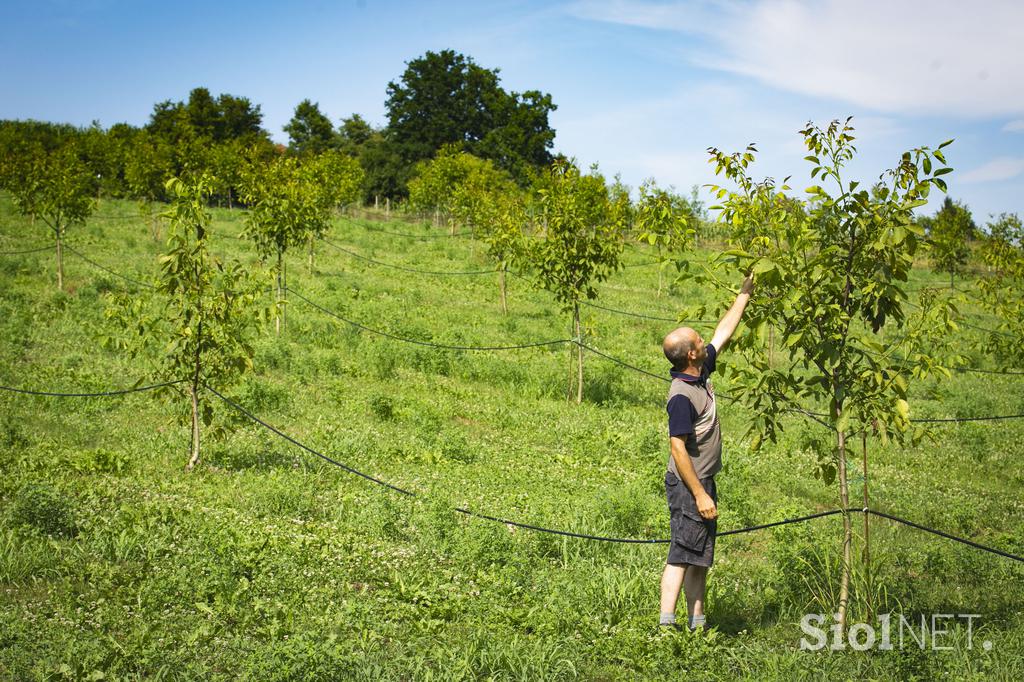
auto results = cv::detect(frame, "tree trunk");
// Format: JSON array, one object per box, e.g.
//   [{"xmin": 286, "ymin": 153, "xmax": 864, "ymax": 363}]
[
  {"xmin": 567, "ymin": 315, "xmax": 576, "ymax": 401},
  {"xmin": 574, "ymin": 302, "xmax": 583, "ymax": 404},
  {"xmin": 835, "ymin": 419, "xmax": 852, "ymax": 635},
  {"xmin": 187, "ymin": 382, "xmax": 201, "ymax": 470},
  {"xmin": 187, "ymin": 233, "xmax": 204, "ymax": 470},
  {"xmin": 275, "ymin": 250, "xmax": 283, "ymax": 335},
  {"xmin": 150, "ymin": 209, "xmax": 161, "ymax": 242},
  {"xmin": 308, "ymin": 236, "xmax": 315, "ymax": 273},
  {"xmin": 385, "ymin": 197, "xmax": 390, "ymax": 216},
  {"xmin": 55, "ymin": 232, "xmax": 64, "ymax": 292},
  {"xmin": 861, "ymin": 431, "xmax": 872, "ymax": 622},
  {"xmin": 375, "ymin": 195, "xmax": 379, "ymax": 210},
  {"xmin": 499, "ymin": 263, "xmax": 508, "ymax": 314}
]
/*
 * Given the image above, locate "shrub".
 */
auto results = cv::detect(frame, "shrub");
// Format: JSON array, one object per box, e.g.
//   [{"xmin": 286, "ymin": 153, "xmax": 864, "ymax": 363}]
[
  {"xmin": 369, "ymin": 394, "xmax": 395, "ymax": 421},
  {"xmin": 11, "ymin": 482, "xmax": 78, "ymax": 538},
  {"xmin": 67, "ymin": 448, "xmax": 131, "ymax": 475}
]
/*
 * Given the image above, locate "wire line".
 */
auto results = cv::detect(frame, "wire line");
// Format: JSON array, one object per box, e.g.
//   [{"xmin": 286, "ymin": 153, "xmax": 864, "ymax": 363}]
[{"xmin": 0, "ymin": 378, "xmax": 185, "ymax": 397}]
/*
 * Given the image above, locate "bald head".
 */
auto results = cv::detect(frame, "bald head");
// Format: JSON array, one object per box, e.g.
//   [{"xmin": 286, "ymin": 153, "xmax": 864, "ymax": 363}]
[{"xmin": 663, "ymin": 327, "xmax": 701, "ymax": 370}]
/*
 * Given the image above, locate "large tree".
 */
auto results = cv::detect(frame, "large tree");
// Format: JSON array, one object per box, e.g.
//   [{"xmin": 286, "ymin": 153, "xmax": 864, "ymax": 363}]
[
  {"xmin": 217, "ymin": 93, "xmax": 264, "ymax": 140},
  {"xmin": 284, "ymin": 99, "xmax": 335, "ymax": 156},
  {"xmin": 147, "ymin": 87, "xmax": 268, "ymax": 145},
  {"xmin": 383, "ymin": 50, "xmax": 556, "ymax": 192},
  {"xmin": 337, "ymin": 113, "xmax": 375, "ymax": 154}
]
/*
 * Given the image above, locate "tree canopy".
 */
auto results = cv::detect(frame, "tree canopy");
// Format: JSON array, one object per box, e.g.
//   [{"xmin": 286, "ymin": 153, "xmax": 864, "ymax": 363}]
[
  {"xmin": 284, "ymin": 99, "xmax": 335, "ymax": 156},
  {"xmin": 383, "ymin": 49, "xmax": 556, "ymax": 191},
  {"xmin": 147, "ymin": 87, "xmax": 267, "ymax": 145}
]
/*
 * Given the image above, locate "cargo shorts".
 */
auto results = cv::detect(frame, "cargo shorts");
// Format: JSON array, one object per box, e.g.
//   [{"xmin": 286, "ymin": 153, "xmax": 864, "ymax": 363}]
[{"xmin": 665, "ymin": 470, "xmax": 717, "ymax": 567}]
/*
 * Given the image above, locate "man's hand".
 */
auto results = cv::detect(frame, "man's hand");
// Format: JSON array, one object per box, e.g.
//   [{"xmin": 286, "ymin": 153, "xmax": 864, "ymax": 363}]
[
  {"xmin": 695, "ymin": 491, "xmax": 718, "ymax": 521},
  {"xmin": 740, "ymin": 273, "xmax": 754, "ymax": 296}
]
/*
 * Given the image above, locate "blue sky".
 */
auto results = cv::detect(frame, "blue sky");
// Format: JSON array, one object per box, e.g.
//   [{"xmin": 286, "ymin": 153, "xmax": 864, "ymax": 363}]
[{"xmin": 3, "ymin": 0, "xmax": 1023, "ymax": 221}]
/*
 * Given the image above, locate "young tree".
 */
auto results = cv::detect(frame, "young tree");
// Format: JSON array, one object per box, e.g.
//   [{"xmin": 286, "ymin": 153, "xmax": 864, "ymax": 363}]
[
  {"xmin": 454, "ymin": 179, "xmax": 528, "ymax": 313},
  {"xmin": 7, "ymin": 143, "xmax": 94, "ymax": 291},
  {"xmin": 977, "ymin": 212, "xmax": 1024, "ymax": 362},
  {"xmin": 706, "ymin": 118, "xmax": 959, "ymax": 634},
  {"xmin": 240, "ymin": 156, "xmax": 334, "ymax": 332},
  {"xmin": 104, "ymin": 175, "xmax": 270, "ymax": 469},
  {"xmin": 408, "ymin": 147, "xmax": 514, "ymax": 232},
  {"xmin": 304, "ymin": 151, "xmax": 365, "ymax": 269},
  {"xmin": 207, "ymin": 141, "xmax": 248, "ymax": 209},
  {"xmin": 929, "ymin": 196, "xmax": 976, "ymax": 288},
  {"xmin": 78, "ymin": 122, "xmax": 124, "ymax": 202},
  {"xmin": 313, "ymin": 149, "xmax": 366, "ymax": 210},
  {"xmin": 125, "ymin": 132, "xmax": 175, "ymax": 240},
  {"xmin": 529, "ymin": 160, "xmax": 627, "ymax": 403},
  {"xmin": 633, "ymin": 180, "xmax": 695, "ymax": 295}
]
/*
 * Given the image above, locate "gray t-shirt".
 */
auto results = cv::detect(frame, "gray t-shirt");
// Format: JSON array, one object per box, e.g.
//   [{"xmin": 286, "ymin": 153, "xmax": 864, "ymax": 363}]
[{"xmin": 666, "ymin": 344, "xmax": 722, "ymax": 481}]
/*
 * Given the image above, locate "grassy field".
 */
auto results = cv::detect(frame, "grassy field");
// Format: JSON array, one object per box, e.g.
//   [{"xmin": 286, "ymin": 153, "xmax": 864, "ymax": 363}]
[{"xmin": 1, "ymin": 194, "xmax": 1023, "ymax": 680}]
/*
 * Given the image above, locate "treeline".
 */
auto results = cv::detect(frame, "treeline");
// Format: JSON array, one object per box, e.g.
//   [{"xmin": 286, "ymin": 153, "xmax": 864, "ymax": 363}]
[
  {"xmin": 0, "ymin": 49, "xmax": 558, "ymax": 207},
  {"xmin": 0, "ymin": 46, "xmax": 1019, "ymax": 299}
]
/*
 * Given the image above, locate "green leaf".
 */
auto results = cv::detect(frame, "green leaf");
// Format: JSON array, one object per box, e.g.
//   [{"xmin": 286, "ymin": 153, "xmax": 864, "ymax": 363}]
[
  {"xmin": 821, "ymin": 463, "xmax": 836, "ymax": 486},
  {"xmin": 836, "ymin": 409, "xmax": 850, "ymax": 434}
]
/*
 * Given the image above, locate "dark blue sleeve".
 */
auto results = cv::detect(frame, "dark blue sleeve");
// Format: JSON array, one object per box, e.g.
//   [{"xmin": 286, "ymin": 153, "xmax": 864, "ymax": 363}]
[
  {"xmin": 667, "ymin": 394, "xmax": 697, "ymax": 438},
  {"xmin": 704, "ymin": 343, "xmax": 717, "ymax": 376}
]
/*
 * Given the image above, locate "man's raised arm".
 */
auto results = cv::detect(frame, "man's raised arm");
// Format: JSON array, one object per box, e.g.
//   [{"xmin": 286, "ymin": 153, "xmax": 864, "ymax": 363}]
[{"xmin": 709, "ymin": 274, "xmax": 754, "ymax": 352}]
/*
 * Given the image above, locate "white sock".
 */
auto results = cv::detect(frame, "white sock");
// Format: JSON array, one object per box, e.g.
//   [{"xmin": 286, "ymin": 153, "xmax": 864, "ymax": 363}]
[
  {"xmin": 659, "ymin": 612, "xmax": 676, "ymax": 626},
  {"xmin": 689, "ymin": 615, "xmax": 706, "ymax": 630}
]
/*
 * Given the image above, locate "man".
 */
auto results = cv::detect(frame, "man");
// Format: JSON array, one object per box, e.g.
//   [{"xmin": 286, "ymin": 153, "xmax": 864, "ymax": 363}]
[{"xmin": 659, "ymin": 274, "xmax": 753, "ymax": 631}]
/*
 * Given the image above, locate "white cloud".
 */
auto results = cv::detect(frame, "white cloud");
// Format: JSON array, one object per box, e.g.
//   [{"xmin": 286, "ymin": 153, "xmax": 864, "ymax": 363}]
[
  {"xmin": 960, "ymin": 157, "xmax": 1024, "ymax": 184},
  {"xmin": 1004, "ymin": 120, "xmax": 1024, "ymax": 132},
  {"xmin": 569, "ymin": 0, "xmax": 1024, "ymax": 118},
  {"xmin": 567, "ymin": 0, "xmax": 723, "ymax": 32}
]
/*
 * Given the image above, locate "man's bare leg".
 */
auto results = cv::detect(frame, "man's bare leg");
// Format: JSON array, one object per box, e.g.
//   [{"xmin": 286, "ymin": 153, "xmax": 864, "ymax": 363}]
[
  {"xmin": 683, "ymin": 564, "xmax": 708, "ymax": 627},
  {"xmin": 660, "ymin": 563, "xmax": 685, "ymax": 624}
]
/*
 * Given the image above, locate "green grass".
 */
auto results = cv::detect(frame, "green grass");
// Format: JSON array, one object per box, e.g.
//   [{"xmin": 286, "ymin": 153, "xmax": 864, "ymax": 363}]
[{"xmin": 1, "ymin": 194, "xmax": 1022, "ymax": 680}]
